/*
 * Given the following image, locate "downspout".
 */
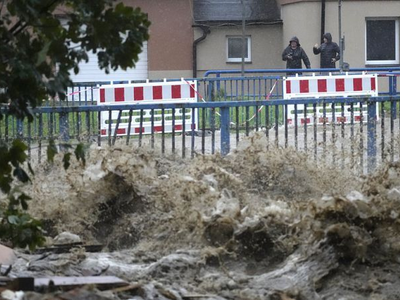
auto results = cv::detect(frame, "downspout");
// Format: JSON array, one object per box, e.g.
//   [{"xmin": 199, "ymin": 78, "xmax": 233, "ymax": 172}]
[
  {"xmin": 321, "ymin": 0, "xmax": 326, "ymax": 42},
  {"xmin": 192, "ymin": 25, "xmax": 210, "ymax": 78}
]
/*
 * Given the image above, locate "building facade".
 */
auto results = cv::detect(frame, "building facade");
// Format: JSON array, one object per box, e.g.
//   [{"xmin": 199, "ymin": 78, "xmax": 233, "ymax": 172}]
[
  {"xmin": 71, "ymin": 0, "xmax": 400, "ymax": 82},
  {"xmin": 280, "ymin": 0, "xmax": 400, "ymax": 70}
]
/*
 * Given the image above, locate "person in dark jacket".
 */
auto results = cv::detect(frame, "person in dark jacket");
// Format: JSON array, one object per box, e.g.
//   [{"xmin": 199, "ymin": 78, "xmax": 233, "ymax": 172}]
[
  {"xmin": 282, "ymin": 36, "xmax": 311, "ymax": 75},
  {"xmin": 313, "ymin": 32, "xmax": 340, "ymax": 68}
]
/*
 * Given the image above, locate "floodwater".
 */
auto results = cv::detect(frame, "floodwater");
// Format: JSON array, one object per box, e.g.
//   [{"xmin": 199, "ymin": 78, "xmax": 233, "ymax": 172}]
[{"xmin": 4, "ymin": 132, "xmax": 400, "ymax": 299}]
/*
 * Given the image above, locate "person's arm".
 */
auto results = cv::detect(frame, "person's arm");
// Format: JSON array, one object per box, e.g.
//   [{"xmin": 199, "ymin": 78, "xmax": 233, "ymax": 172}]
[
  {"xmin": 301, "ymin": 48, "xmax": 311, "ymax": 68},
  {"xmin": 313, "ymin": 43, "xmax": 321, "ymax": 55},
  {"xmin": 334, "ymin": 43, "xmax": 341, "ymax": 61},
  {"xmin": 282, "ymin": 48, "xmax": 292, "ymax": 61}
]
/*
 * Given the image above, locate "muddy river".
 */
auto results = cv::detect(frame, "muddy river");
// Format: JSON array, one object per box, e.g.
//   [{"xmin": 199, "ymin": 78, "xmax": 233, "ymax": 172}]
[{"xmin": 3, "ymin": 132, "xmax": 400, "ymax": 299}]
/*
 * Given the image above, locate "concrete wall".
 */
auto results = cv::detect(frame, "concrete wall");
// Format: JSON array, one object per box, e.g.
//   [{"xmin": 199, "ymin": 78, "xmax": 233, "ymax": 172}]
[
  {"xmin": 123, "ymin": 0, "xmax": 193, "ymax": 79},
  {"xmin": 280, "ymin": 0, "xmax": 400, "ymax": 69},
  {"xmin": 195, "ymin": 25, "xmax": 283, "ymax": 77}
]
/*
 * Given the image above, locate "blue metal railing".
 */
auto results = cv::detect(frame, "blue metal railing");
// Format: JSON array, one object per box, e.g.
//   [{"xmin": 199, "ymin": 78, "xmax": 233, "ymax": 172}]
[
  {"xmin": 204, "ymin": 67, "xmax": 400, "ymax": 78},
  {"xmin": 2, "ymin": 95, "xmax": 400, "ymax": 173},
  {"xmin": 1, "ymin": 68, "xmax": 400, "ymax": 173},
  {"xmin": 38, "ymin": 68, "xmax": 399, "ymax": 110}
]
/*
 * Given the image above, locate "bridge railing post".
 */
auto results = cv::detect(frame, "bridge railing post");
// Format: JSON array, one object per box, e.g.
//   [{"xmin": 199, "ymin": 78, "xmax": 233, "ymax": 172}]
[
  {"xmin": 220, "ymin": 106, "xmax": 230, "ymax": 156},
  {"xmin": 367, "ymin": 99, "xmax": 377, "ymax": 173}
]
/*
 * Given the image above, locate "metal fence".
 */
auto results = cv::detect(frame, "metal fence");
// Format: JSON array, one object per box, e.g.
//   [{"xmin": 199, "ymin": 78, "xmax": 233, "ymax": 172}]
[{"xmin": 1, "ymin": 68, "xmax": 400, "ymax": 174}]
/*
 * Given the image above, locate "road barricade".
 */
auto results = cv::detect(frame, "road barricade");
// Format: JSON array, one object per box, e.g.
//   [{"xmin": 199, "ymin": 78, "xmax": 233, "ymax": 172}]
[
  {"xmin": 97, "ymin": 79, "xmax": 198, "ymax": 136},
  {"xmin": 283, "ymin": 72, "xmax": 379, "ymax": 125}
]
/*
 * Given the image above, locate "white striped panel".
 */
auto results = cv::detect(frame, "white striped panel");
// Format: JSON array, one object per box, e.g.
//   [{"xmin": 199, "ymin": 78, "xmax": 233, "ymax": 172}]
[
  {"xmin": 345, "ymin": 78, "xmax": 353, "ymax": 92},
  {"xmin": 327, "ymin": 79, "xmax": 336, "ymax": 93},
  {"xmin": 124, "ymin": 87, "xmax": 133, "ymax": 101},
  {"xmin": 362, "ymin": 77, "xmax": 371, "ymax": 91},
  {"xmin": 181, "ymin": 84, "xmax": 190, "ymax": 99},
  {"xmin": 162, "ymin": 85, "xmax": 171, "ymax": 100},
  {"xmin": 105, "ymin": 88, "xmax": 114, "ymax": 103},
  {"xmin": 143, "ymin": 86, "xmax": 153, "ymax": 101},
  {"xmin": 290, "ymin": 80, "xmax": 300, "ymax": 94},
  {"xmin": 309, "ymin": 79, "xmax": 318, "ymax": 93}
]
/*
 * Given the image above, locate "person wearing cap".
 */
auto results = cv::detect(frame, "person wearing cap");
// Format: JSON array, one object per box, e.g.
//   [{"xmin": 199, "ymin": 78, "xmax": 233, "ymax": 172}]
[
  {"xmin": 313, "ymin": 32, "xmax": 340, "ymax": 68},
  {"xmin": 282, "ymin": 36, "xmax": 311, "ymax": 75}
]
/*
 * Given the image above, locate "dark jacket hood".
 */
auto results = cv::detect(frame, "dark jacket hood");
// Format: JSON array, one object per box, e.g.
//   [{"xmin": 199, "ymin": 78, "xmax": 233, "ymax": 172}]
[
  {"xmin": 323, "ymin": 33, "xmax": 332, "ymax": 43},
  {"xmin": 289, "ymin": 36, "xmax": 300, "ymax": 46}
]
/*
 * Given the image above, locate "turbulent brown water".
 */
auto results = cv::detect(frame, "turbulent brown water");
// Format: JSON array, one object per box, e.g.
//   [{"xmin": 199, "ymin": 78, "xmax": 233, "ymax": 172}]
[{"xmin": 4, "ymin": 132, "xmax": 400, "ymax": 299}]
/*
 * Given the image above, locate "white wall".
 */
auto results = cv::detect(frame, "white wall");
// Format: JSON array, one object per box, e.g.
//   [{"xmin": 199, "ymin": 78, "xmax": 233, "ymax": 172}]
[{"xmin": 70, "ymin": 42, "xmax": 148, "ymax": 83}]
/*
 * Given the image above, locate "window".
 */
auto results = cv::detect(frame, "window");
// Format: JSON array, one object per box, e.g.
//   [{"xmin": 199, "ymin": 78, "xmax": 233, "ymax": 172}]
[
  {"xmin": 366, "ymin": 18, "xmax": 399, "ymax": 65},
  {"xmin": 226, "ymin": 36, "xmax": 251, "ymax": 62}
]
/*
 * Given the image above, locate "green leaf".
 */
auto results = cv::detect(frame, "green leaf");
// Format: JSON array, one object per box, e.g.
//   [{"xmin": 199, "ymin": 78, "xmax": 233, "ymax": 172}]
[
  {"xmin": 36, "ymin": 40, "xmax": 51, "ymax": 66},
  {"xmin": 63, "ymin": 152, "xmax": 71, "ymax": 170},
  {"xmin": 47, "ymin": 139, "xmax": 58, "ymax": 163},
  {"xmin": 13, "ymin": 166, "xmax": 31, "ymax": 183},
  {"xmin": 19, "ymin": 193, "xmax": 32, "ymax": 210},
  {"xmin": 0, "ymin": 176, "xmax": 12, "ymax": 194},
  {"xmin": 9, "ymin": 139, "xmax": 28, "ymax": 165},
  {"xmin": 28, "ymin": 162, "xmax": 35, "ymax": 176},
  {"xmin": 74, "ymin": 143, "xmax": 86, "ymax": 166},
  {"xmin": 8, "ymin": 215, "xmax": 19, "ymax": 225}
]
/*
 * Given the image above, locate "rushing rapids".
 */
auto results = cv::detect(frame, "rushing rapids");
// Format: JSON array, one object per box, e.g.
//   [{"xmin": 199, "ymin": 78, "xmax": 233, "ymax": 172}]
[{"xmin": 3, "ymin": 132, "xmax": 400, "ymax": 299}]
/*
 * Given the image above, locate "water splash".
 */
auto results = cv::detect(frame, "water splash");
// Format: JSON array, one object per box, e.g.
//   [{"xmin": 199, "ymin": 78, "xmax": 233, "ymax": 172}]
[{"xmin": 7, "ymin": 132, "xmax": 400, "ymax": 299}]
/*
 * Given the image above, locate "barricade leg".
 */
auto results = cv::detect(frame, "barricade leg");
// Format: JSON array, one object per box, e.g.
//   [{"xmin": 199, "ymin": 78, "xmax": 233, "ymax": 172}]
[
  {"xmin": 59, "ymin": 112, "xmax": 70, "ymax": 151},
  {"xmin": 389, "ymin": 76, "xmax": 397, "ymax": 118},
  {"xmin": 367, "ymin": 100, "xmax": 377, "ymax": 172},
  {"xmin": 220, "ymin": 107, "xmax": 230, "ymax": 156},
  {"xmin": 17, "ymin": 119, "xmax": 23, "ymax": 139}
]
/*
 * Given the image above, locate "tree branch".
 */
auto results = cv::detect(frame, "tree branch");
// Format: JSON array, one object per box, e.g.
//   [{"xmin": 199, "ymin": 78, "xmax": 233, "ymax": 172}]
[
  {"xmin": 0, "ymin": 0, "xmax": 5, "ymax": 15},
  {"xmin": 7, "ymin": 0, "xmax": 63, "ymax": 40}
]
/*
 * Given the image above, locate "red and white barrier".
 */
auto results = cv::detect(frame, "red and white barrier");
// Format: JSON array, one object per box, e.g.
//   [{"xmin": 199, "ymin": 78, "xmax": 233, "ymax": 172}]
[
  {"xmin": 284, "ymin": 72, "xmax": 378, "ymax": 99},
  {"xmin": 286, "ymin": 103, "xmax": 369, "ymax": 126},
  {"xmin": 97, "ymin": 79, "xmax": 197, "ymax": 136},
  {"xmin": 99, "ymin": 81, "xmax": 196, "ymax": 103},
  {"xmin": 284, "ymin": 73, "xmax": 379, "ymax": 125}
]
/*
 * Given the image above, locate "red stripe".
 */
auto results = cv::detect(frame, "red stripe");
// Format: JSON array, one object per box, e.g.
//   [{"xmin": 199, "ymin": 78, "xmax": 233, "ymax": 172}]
[
  {"xmin": 135, "ymin": 127, "xmax": 145, "ymax": 133},
  {"xmin": 319, "ymin": 117, "xmax": 329, "ymax": 123},
  {"xmin": 371, "ymin": 78, "xmax": 376, "ymax": 91},
  {"xmin": 172, "ymin": 85, "xmax": 181, "ymax": 99},
  {"xmin": 353, "ymin": 78, "xmax": 362, "ymax": 91},
  {"xmin": 337, "ymin": 116, "xmax": 347, "ymax": 122},
  {"xmin": 286, "ymin": 81, "xmax": 291, "ymax": 94},
  {"xmin": 116, "ymin": 128, "xmax": 126, "ymax": 134},
  {"xmin": 336, "ymin": 79, "xmax": 345, "ymax": 92},
  {"xmin": 318, "ymin": 79, "xmax": 327, "ymax": 92},
  {"xmin": 355, "ymin": 116, "xmax": 362, "ymax": 122},
  {"xmin": 153, "ymin": 86, "xmax": 163, "ymax": 100},
  {"xmin": 154, "ymin": 126, "xmax": 163, "ymax": 132},
  {"xmin": 175, "ymin": 124, "xmax": 183, "ymax": 130},
  {"xmin": 299, "ymin": 80, "xmax": 309, "ymax": 93},
  {"xmin": 134, "ymin": 87, "xmax": 144, "ymax": 101},
  {"xmin": 115, "ymin": 88, "xmax": 125, "ymax": 102},
  {"xmin": 102, "ymin": 128, "xmax": 126, "ymax": 135},
  {"xmin": 301, "ymin": 118, "xmax": 311, "ymax": 124},
  {"xmin": 190, "ymin": 84, "xmax": 195, "ymax": 98},
  {"xmin": 100, "ymin": 89, "xmax": 105, "ymax": 103}
]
